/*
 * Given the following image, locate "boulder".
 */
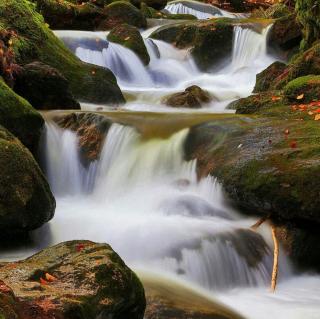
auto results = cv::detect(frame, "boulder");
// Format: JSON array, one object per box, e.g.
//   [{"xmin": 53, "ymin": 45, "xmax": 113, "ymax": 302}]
[
  {"xmin": 34, "ymin": 0, "xmax": 107, "ymax": 30},
  {"xmin": 0, "ymin": 240, "xmax": 146, "ymax": 319},
  {"xmin": 163, "ymin": 85, "xmax": 211, "ymax": 108},
  {"xmin": 142, "ymin": 273, "xmax": 244, "ymax": 319},
  {"xmin": 0, "ymin": 78, "xmax": 44, "ymax": 154},
  {"xmin": 151, "ymin": 18, "xmax": 236, "ymax": 71},
  {"xmin": 98, "ymin": 1, "xmax": 147, "ymax": 30},
  {"xmin": 0, "ymin": 125, "xmax": 55, "ymax": 235},
  {"xmin": 254, "ymin": 61, "xmax": 287, "ymax": 92},
  {"xmin": 108, "ymin": 24, "xmax": 150, "ymax": 65},
  {"xmin": 283, "ymin": 75, "xmax": 320, "ymax": 103},
  {"xmin": 0, "ymin": 0, "xmax": 125, "ymax": 104},
  {"xmin": 268, "ymin": 14, "xmax": 302, "ymax": 54},
  {"xmin": 14, "ymin": 62, "xmax": 80, "ymax": 110},
  {"xmin": 54, "ymin": 112, "xmax": 112, "ymax": 163}
]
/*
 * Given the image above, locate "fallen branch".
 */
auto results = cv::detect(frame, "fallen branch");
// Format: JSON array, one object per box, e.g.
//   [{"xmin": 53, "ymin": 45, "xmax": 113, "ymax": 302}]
[
  {"xmin": 270, "ymin": 225, "xmax": 279, "ymax": 292},
  {"xmin": 249, "ymin": 215, "xmax": 279, "ymax": 292}
]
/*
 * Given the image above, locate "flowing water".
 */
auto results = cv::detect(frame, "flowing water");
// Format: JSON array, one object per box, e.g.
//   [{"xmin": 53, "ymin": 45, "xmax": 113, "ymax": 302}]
[{"xmin": 4, "ymin": 2, "xmax": 320, "ymax": 318}]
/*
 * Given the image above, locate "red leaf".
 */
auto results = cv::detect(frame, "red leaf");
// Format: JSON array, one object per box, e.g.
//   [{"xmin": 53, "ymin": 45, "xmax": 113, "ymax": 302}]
[
  {"xmin": 290, "ymin": 141, "xmax": 297, "ymax": 149},
  {"xmin": 40, "ymin": 278, "xmax": 48, "ymax": 285},
  {"xmin": 76, "ymin": 243, "xmax": 85, "ymax": 252}
]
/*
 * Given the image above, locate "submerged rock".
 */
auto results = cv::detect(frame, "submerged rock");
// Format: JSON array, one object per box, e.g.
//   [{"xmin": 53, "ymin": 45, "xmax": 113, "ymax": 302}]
[
  {"xmin": 98, "ymin": 1, "xmax": 147, "ymax": 30},
  {"xmin": 0, "ymin": 78, "xmax": 44, "ymax": 154},
  {"xmin": 141, "ymin": 273, "xmax": 244, "ymax": 319},
  {"xmin": 163, "ymin": 85, "xmax": 211, "ymax": 108},
  {"xmin": 15, "ymin": 62, "xmax": 80, "ymax": 110},
  {"xmin": 0, "ymin": 240, "xmax": 146, "ymax": 319},
  {"xmin": 0, "ymin": 0, "xmax": 125, "ymax": 105},
  {"xmin": 0, "ymin": 126, "xmax": 55, "ymax": 235},
  {"xmin": 108, "ymin": 24, "xmax": 150, "ymax": 65}
]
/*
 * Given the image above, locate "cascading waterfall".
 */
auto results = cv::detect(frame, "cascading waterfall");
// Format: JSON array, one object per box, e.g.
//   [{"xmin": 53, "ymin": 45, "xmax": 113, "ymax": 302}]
[
  {"xmin": 37, "ymin": 121, "xmax": 291, "ymax": 291},
  {"xmin": 55, "ymin": 23, "xmax": 275, "ymax": 111}
]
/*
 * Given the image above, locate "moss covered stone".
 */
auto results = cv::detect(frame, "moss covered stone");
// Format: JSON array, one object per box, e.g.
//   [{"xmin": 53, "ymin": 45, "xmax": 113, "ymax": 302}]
[
  {"xmin": 131, "ymin": 0, "xmax": 167, "ymax": 10},
  {"xmin": 284, "ymin": 75, "xmax": 320, "ymax": 103},
  {"xmin": 0, "ymin": 78, "xmax": 44, "ymax": 154},
  {"xmin": 98, "ymin": 1, "xmax": 147, "ymax": 30},
  {"xmin": 0, "ymin": 0, "xmax": 125, "ymax": 104},
  {"xmin": 0, "ymin": 125, "xmax": 55, "ymax": 234},
  {"xmin": 108, "ymin": 24, "xmax": 150, "ymax": 65},
  {"xmin": 254, "ymin": 61, "xmax": 287, "ymax": 92},
  {"xmin": 0, "ymin": 240, "xmax": 146, "ymax": 319},
  {"xmin": 151, "ymin": 18, "xmax": 236, "ymax": 71}
]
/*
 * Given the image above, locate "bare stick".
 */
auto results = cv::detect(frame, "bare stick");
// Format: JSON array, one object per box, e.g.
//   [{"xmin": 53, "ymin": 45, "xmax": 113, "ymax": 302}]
[
  {"xmin": 270, "ymin": 225, "xmax": 279, "ymax": 292},
  {"xmin": 250, "ymin": 214, "xmax": 270, "ymax": 231}
]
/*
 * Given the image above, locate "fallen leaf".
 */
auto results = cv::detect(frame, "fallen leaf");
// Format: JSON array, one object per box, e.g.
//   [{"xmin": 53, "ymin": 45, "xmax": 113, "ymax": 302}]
[
  {"xmin": 315, "ymin": 114, "xmax": 320, "ymax": 121},
  {"xmin": 271, "ymin": 96, "xmax": 281, "ymax": 101},
  {"xmin": 76, "ymin": 243, "xmax": 85, "ymax": 252},
  {"xmin": 290, "ymin": 141, "xmax": 297, "ymax": 149},
  {"xmin": 45, "ymin": 273, "xmax": 56, "ymax": 282},
  {"xmin": 308, "ymin": 111, "xmax": 314, "ymax": 115},
  {"xmin": 284, "ymin": 129, "xmax": 290, "ymax": 135},
  {"xmin": 296, "ymin": 94, "xmax": 304, "ymax": 100},
  {"xmin": 40, "ymin": 278, "xmax": 48, "ymax": 285},
  {"xmin": 314, "ymin": 108, "xmax": 320, "ymax": 113},
  {"xmin": 124, "ymin": 36, "xmax": 130, "ymax": 41}
]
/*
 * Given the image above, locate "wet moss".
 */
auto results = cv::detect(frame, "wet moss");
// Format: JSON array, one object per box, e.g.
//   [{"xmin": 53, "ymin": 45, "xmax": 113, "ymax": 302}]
[
  {"xmin": 0, "ymin": 78, "xmax": 44, "ymax": 154},
  {"xmin": 0, "ymin": 0, "xmax": 125, "ymax": 104},
  {"xmin": 108, "ymin": 24, "xmax": 150, "ymax": 65}
]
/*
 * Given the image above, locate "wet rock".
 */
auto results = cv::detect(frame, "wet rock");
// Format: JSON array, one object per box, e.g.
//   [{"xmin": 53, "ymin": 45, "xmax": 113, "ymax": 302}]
[
  {"xmin": 15, "ymin": 62, "xmax": 80, "ymax": 110},
  {"xmin": 283, "ymin": 75, "xmax": 320, "ymax": 103},
  {"xmin": 151, "ymin": 18, "xmax": 235, "ymax": 71},
  {"xmin": 0, "ymin": 78, "xmax": 44, "ymax": 155},
  {"xmin": 0, "ymin": 0, "xmax": 125, "ymax": 105},
  {"xmin": 108, "ymin": 24, "xmax": 150, "ymax": 65},
  {"xmin": 254, "ymin": 61, "xmax": 287, "ymax": 92},
  {"xmin": 163, "ymin": 85, "xmax": 211, "ymax": 108},
  {"xmin": 141, "ymin": 273, "xmax": 244, "ymax": 319},
  {"xmin": 0, "ymin": 240, "xmax": 146, "ymax": 319},
  {"xmin": 0, "ymin": 125, "xmax": 55, "ymax": 235},
  {"xmin": 268, "ymin": 14, "xmax": 302, "ymax": 54},
  {"xmin": 34, "ymin": 0, "xmax": 106, "ymax": 30},
  {"xmin": 132, "ymin": 0, "xmax": 167, "ymax": 10},
  {"xmin": 54, "ymin": 112, "xmax": 112, "ymax": 163},
  {"xmin": 98, "ymin": 1, "xmax": 147, "ymax": 30}
]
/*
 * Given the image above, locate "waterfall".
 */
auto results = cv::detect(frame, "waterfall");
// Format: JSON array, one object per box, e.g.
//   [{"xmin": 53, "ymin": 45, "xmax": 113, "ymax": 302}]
[
  {"xmin": 164, "ymin": 0, "xmax": 238, "ymax": 19},
  {"xmin": 232, "ymin": 26, "xmax": 272, "ymax": 70},
  {"xmin": 55, "ymin": 23, "xmax": 275, "ymax": 111},
  {"xmin": 38, "ymin": 122, "xmax": 292, "ymax": 291}
]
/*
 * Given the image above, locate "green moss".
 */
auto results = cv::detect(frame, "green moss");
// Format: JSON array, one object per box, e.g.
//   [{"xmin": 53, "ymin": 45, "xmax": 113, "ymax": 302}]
[
  {"xmin": 0, "ymin": 125, "xmax": 55, "ymax": 233},
  {"xmin": 0, "ymin": 0, "xmax": 125, "ymax": 104},
  {"xmin": 108, "ymin": 24, "xmax": 150, "ymax": 65},
  {"xmin": 98, "ymin": 1, "xmax": 147, "ymax": 30},
  {"xmin": 0, "ymin": 78, "xmax": 44, "ymax": 154},
  {"xmin": 284, "ymin": 75, "xmax": 320, "ymax": 102}
]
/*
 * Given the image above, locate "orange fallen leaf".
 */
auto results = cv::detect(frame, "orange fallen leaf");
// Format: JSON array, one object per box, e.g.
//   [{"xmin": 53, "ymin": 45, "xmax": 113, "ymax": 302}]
[
  {"xmin": 45, "ymin": 273, "xmax": 56, "ymax": 282},
  {"xmin": 315, "ymin": 114, "xmax": 320, "ymax": 121},
  {"xmin": 308, "ymin": 111, "xmax": 314, "ymax": 115},
  {"xmin": 314, "ymin": 108, "xmax": 320, "ymax": 114},
  {"xmin": 40, "ymin": 278, "xmax": 48, "ymax": 285},
  {"xmin": 290, "ymin": 141, "xmax": 297, "ymax": 149},
  {"xmin": 271, "ymin": 96, "xmax": 281, "ymax": 101},
  {"xmin": 296, "ymin": 94, "xmax": 304, "ymax": 100}
]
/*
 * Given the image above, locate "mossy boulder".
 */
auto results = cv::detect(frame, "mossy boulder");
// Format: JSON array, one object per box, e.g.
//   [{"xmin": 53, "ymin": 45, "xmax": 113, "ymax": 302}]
[
  {"xmin": 151, "ymin": 19, "xmax": 235, "ymax": 71},
  {"xmin": 108, "ymin": 24, "xmax": 150, "ymax": 65},
  {"xmin": 0, "ymin": 78, "xmax": 44, "ymax": 154},
  {"xmin": 33, "ymin": 0, "xmax": 107, "ymax": 30},
  {"xmin": 163, "ymin": 85, "xmax": 211, "ymax": 108},
  {"xmin": 268, "ymin": 14, "xmax": 302, "ymax": 53},
  {"xmin": 254, "ymin": 61, "xmax": 287, "ymax": 92},
  {"xmin": 0, "ymin": 0, "xmax": 125, "ymax": 104},
  {"xmin": 263, "ymin": 42, "xmax": 320, "ymax": 90},
  {"xmin": 284, "ymin": 75, "xmax": 320, "ymax": 103},
  {"xmin": 14, "ymin": 61, "xmax": 80, "ymax": 110},
  {"xmin": 98, "ymin": 1, "xmax": 147, "ymax": 30},
  {"xmin": 0, "ymin": 240, "xmax": 146, "ymax": 319},
  {"xmin": 0, "ymin": 125, "xmax": 55, "ymax": 235},
  {"xmin": 251, "ymin": 3, "xmax": 292, "ymax": 19}
]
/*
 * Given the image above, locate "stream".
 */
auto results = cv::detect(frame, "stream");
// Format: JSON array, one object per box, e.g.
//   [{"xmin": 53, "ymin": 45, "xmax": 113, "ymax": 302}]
[{"xmin": 4, "ymin": 1, "xmax": 320, "ymax": 318}]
